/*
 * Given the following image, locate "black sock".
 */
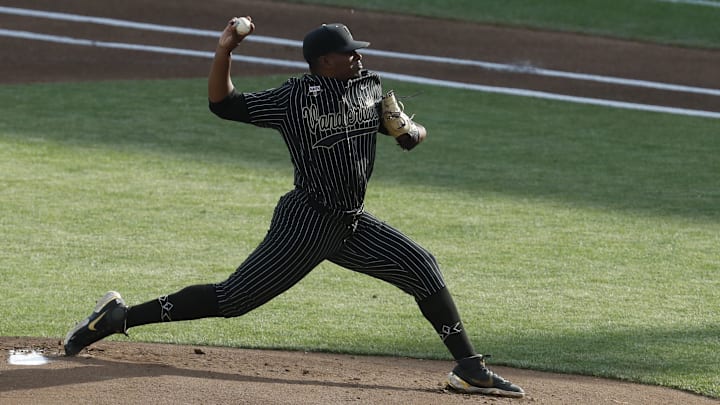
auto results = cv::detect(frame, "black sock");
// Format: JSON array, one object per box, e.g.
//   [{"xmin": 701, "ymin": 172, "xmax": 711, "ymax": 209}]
[
  {"xmin": 417, "ymin": 287, "xmax": 476, "ymax": 360},
  {"xmin": 126, "ymin": 284, "xmax": 220, "ymax": 329}
]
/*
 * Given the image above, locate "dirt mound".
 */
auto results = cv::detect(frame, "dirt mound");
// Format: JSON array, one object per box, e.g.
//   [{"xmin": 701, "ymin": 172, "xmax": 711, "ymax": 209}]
[{"xmin": 2, "ymin": 337, "xmax": 717, "ymax": 404}]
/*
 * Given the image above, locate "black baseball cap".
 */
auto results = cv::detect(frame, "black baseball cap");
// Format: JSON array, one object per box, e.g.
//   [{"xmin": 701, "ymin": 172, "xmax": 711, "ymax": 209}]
[{"xmin": 302, "ymin": 23, "xmax": 370, "ymax": 62}]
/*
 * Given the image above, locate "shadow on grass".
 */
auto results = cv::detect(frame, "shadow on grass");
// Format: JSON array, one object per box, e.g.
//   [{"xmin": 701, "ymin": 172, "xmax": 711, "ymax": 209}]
[
  {"xmin": 494, "ymin": 323, "xmax": 720, "ymax": 397},
  {"xmin": 2, "ymin": 79, "xmax": 718, "ymax": 222}
]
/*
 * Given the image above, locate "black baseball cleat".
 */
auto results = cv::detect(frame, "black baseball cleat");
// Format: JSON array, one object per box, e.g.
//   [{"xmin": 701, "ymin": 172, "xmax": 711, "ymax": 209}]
[
  {"xmin": 64, "ymin": 291, "xmax": 128, "ymax": 356},
  {"xmin": 447, "ymin": 354, "xmax": 525, "ymax": 398}
]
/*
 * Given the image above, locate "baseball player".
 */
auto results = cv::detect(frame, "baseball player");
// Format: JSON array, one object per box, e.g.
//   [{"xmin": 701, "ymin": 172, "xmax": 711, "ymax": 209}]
[{"xmin": 63, "ymin": 18, "xmax": 524, "ymax": 398}]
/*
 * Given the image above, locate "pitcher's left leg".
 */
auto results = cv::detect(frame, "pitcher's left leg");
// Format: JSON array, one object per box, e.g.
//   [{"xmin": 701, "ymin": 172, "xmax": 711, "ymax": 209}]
[{"xmin": 331, "ymin": 212, "xmax": 524, "ymax": 398}]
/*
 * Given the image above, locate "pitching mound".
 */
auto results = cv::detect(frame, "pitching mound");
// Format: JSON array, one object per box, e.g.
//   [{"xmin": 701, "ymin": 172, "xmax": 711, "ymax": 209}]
[{"xmin": 1, "ymin": 337, "xmax": 716, "ymax": 404}]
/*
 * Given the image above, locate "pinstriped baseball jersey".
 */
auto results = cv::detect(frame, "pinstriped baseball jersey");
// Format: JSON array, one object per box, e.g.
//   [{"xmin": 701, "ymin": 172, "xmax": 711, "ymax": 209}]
[
  {"xmin": 244, "ymin": 70, "xmax": 382, "ymax": 213},
  {"xmin": 211, "ymin": 70, "xmax": 446, "ymax": 318}
]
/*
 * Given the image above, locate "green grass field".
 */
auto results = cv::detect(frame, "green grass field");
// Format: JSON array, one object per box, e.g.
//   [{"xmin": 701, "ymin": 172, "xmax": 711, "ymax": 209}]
[
  {"xmin": 292, "ymin": 0, "xmax": 720, "ymax": 49},
  {"xmin": 1, "ymin": 77, "xmax": 718, "ymax": 397}
]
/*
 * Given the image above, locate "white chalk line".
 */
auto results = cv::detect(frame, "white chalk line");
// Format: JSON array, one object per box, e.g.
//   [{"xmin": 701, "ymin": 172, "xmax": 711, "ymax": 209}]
[
  {"xmin": 2, "ymin": 6, "xmax": 719, "ymax": 98},
  {"xmin": 656, "ymin": 0, "xmax": 720, "ymax": 7},
  {"xmin": 3, "ymin": 28, "xmax": 719, "ymax": 120},
  {"xmin": 0, "ymin": 29, "xmax": 305, "ymax": 69}
]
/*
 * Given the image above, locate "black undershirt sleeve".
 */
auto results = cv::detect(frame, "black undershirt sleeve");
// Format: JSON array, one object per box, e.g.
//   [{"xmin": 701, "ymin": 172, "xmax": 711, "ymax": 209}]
[
  {"xmin": 376, "ymin": 102, "xmax": 389, "ymax": 135},
  {"xmin": 208, "ymin": 89, "xmax": 251, "ymax": 123}
]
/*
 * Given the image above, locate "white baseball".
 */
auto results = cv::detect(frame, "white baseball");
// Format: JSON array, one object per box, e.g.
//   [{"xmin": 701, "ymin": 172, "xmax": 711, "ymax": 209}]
[{"xmin": 233, "ymin": 17, "xmax": 252, "ymax": 35}]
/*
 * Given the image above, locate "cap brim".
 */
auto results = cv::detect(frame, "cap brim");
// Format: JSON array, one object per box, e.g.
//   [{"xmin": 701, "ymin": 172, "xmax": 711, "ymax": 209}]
[{"xmin": 339, "ymin": 40, "xmax": 370, "ymax": 53}]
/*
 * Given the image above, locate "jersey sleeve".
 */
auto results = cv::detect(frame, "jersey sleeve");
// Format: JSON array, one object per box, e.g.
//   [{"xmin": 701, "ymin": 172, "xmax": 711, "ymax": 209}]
[
  {"xmin": 242, "ymin": 80, "xmax": 293, "ymax": 130},
  {"xmin": 209, "ymin": 89, "xmax": 251, "ymax": 122}
]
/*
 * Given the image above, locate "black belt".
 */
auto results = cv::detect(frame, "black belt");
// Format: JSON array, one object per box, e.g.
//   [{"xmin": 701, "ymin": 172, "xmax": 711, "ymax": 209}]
[{"xmin": 303, "ymin": 192, "xmax": 363, "ymax": 228}]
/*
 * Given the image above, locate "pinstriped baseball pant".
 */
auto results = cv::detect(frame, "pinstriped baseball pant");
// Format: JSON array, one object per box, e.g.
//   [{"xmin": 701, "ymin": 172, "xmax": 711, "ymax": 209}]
[{"xmin": 215, "ymin": 188, "xmax": 446, "ymax": 318}]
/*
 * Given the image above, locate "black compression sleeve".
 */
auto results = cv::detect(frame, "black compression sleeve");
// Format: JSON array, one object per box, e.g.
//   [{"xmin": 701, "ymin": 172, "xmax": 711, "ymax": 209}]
[
  {"xmin": 418, "ymin": 287, "xmax": 476, "ymax": 360},
  {"xmin": 126, "ymin": 284, "xmax": 220, "ymax": 327}
]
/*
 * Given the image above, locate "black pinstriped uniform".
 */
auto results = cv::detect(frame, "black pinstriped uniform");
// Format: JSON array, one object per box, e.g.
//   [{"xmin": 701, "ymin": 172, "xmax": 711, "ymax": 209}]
[
  {"xmin": 210, "ymin": 70, "xmax": 445, "ymax": 318},
  {"xmin": 65, "ymin": 22, "xmax": 523, "ymax": 395}
]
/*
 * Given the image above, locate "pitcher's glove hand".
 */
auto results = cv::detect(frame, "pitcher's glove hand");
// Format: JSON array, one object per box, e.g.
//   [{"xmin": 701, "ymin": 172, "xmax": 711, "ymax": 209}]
[{"xmin": 381, "ymin": 91, "xmax": 425, "ymax": 150}]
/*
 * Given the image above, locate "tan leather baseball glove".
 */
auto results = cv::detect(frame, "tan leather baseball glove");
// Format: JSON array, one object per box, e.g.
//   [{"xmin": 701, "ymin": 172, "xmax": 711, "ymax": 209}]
[{"xmin": 381, "ymin": 91, "xmax": 425, "ymax": 150}]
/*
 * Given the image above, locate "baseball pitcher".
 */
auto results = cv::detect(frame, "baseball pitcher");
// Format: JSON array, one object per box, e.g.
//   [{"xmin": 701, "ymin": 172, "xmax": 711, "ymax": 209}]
[{"xmin": 63, "ymin": 17, "xmax": 524, "ymax": 398}]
